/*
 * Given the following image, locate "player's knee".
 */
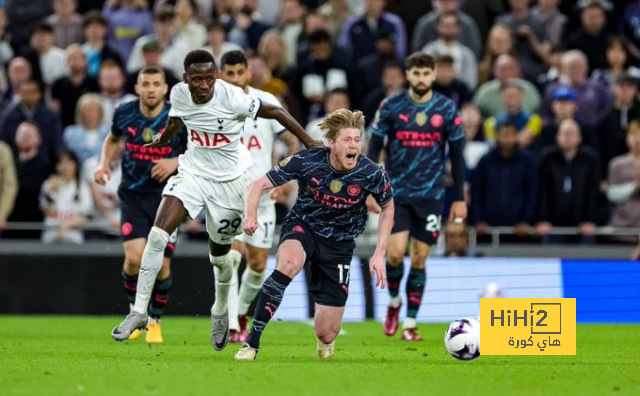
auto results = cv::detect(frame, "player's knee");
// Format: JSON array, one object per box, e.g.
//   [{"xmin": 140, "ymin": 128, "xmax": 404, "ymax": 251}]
[
  {"xmin": 148, "ymin": 227, "xmax": 170, "ymax": 252},
  {"xmin": 123, "ymin": 256, "xmax": 141, "ymax": 273},
  {"xmin": 387, "ymin": 251, "xmax": 404, "ymax": 267},
  {"xmin": 277, "ymin": 258, "xmax": 303, "ymax": 278},
  {"xmin": 410, "ymin": 254, "xmax": 427, "ymax": 270},
  {"xmin": 247, "ymin": 256, "xmax": 267, "ymax": 273},
  {"xmin": 316, "ymin": 323, "xmax": 340, "ymax": 344}
]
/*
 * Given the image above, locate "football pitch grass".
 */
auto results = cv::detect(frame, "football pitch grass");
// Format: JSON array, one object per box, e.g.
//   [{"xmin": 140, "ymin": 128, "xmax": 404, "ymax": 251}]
[{"xmin": 1, "ymin": 317, "xmax": 638, "ymax": 396}]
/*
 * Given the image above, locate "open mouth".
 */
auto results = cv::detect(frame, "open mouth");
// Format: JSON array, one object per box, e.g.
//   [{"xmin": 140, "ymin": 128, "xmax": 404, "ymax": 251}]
[{"xmin": 345, "ymin": 153, "xmax": 357, "ymax": 163}]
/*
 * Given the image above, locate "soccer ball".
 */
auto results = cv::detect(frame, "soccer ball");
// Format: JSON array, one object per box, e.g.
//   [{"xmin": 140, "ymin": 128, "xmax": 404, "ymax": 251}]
[{"xmin": 444, "ymin": 318, "xmax": 480, "ymax": 360}]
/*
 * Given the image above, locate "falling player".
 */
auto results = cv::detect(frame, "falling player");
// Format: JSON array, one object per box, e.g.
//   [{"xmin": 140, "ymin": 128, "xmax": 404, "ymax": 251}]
[
  {"xmin": 235, "ymin": 109, "xmax": 394, "ymax": 361},
  {"xmin": 367, "ymin": 52, "xmax": 467, "ymax": 341},
  {"xmin": 217, "ymin": 50, "xmax": 300, "ymax": 343},
  {"xmin": 94, "ymin": 67, "xmax": 187, "ymax": 343},
  {"xmin": 110, "ymin": 50, "xmax": 321, "ymax": 351}
]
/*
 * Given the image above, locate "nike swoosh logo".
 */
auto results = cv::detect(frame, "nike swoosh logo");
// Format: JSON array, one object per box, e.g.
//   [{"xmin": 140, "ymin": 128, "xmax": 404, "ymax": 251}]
[{"xmin": 221, "ymin": 235, "xmax": 233, "ymax": 241}]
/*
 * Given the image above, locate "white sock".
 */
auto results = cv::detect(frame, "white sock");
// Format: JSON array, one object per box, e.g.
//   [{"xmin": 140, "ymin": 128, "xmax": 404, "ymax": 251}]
[
  {"xmin": 227, "ymin": 251, "xmax": 241, "ymax": 330},
  {"xmin": 211, "ymin": 253, "xmax": 233, "ymax": 316},
  {"xmin": 403, "ymin": 318, "xmax": 417, "ymax": 329},
  {"xmin": 133, "ymin": 227, "xmax": 169, "ymax": 315},
  {"xmin": 389, "ymin": 296, "xmax": 402, "ymax": 308},
  {"xmin": 238, "ymin": 267, "xmax": 266, "ymax": 316}
]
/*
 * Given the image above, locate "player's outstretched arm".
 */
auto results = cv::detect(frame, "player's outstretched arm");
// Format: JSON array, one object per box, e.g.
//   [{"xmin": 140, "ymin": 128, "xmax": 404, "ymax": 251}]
[
  {"xmin": 371, "ymin": 199, "xmax": 394, "ymax": 290},
  {"xmin": 242, "ymin": 175, "xmax": 275, "ymax": 236},
  {"xmin": 145, "ymin": 117, "xmax": 185, "ymax": 148},
  {"xmin": 94, "ymin": 133, "xmax": 122, "ymax": 186},
  {"xmin": 257, "ymin": 103, "xmax": 323, "ymax": 148}
]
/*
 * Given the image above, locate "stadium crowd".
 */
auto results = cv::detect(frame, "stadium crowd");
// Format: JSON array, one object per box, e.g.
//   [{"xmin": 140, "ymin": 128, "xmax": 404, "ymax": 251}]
[{"xmin": 0, "ymin": 0, "xmax": 639, "ymax": 248}]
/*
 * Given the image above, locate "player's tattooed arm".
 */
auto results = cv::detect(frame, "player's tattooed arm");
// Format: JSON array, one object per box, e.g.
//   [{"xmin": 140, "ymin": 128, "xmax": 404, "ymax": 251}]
[
  {"xmin": 145, "ymin": 117, "xmax": 185, "ymax": 148},
  {"xmin": 371, "ymin": 199, "xmax": 394, "ymax": 289},
  {"xmin": 258, "ymin": 103, "xmax": 324, "ymax": 148},
  {"xmin": 242, "ymin": 175, "xmax": 275, "ymax": 236}
]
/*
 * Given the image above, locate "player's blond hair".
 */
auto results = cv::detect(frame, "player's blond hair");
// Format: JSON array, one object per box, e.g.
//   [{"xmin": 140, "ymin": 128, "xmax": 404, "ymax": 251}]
[{"xmin": 317, "ymin": 109, "xmax": 365, "ymax": 142}]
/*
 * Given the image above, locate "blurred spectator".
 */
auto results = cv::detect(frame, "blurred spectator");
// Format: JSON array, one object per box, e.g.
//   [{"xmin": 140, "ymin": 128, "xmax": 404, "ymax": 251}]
[
  {"xmin": 291, "ymin": 29, "xmax": 351, "ymax": 121},
  {"xmin": 361, "ymin": 60, "xmax": 405, "ymax": 127},
  {"xmin": 495, "ymin": 0, "xmax": 550, "ymax": 81},
  {"xmin": 483, "ymin": 79, "xmax": 542, "ymax": 148},
  {"xmin": 0, "ymin": 80, "xmax": 63, "ymax": 168},
  {"xmin": 338, "ymin": 0, "xmax": 407, "ymax": 63},
  {"xmin": 98, "ymin": 61, "xmax": 136, "ymax": 125},
  {"xmin": 432, "ymin": 54, "xmax": 471, "ymax": 109},
  {"xmin": 28, "ymin": 23, "xmax": 68, "ymax": 89},
  {"xmin": 305, "ymin": 88, "xmax": 351, "ymax": 144},
  {"xmin": 51, "ymin": 44, "xmax": 100, "ymax": 128},
  {"xmin": 591, "ymin": 36, "xmax": 640, "ymax": 90},
  {"xmin": 127, "ymin": 7, "xmax": 190, "ymax": 80},
  {"xmin": 564, "ymin": 0, "xmax": 618, "ymax": 42},
  {"xmin": 248, "ymin": 54, "xmax": 289, "ymax": 97},
  {"xmin": 412, "ymin": 0, "xmax": 481, "ymax": 59},
  {"xmin": 536, "ymin": 119, "xmax": 600, "ymax": 244},
  {"xmin": 125, "ymin": 40, "xmax": 179, "ymax": 95},
  {"xmin": 472, "ymin": 122, "xmax": 536, "ymax": 236},
  {"xmin": 460, "ymin": 103, "xmax": 490, "ymax": 171},
  {"xmin": 5, "ymin": 122, "xmax": 53, "ymax": 240},
  {"xmin": 295, "ymin": 10, "xmax": 330, "ymax": 65},
  {"xmin": 542, "ymin": 50, "xmax": 612, "ymax": 127},
  {"xmin": 40, "ymin": 150, "xmax": 92, "ymax": 244},
  {"xmin": 0, "ymin": 8, "xmax": 15, "ymax": 66},
  {"xmin": 63, "ymin": 93, "xmax": 109, "ymax": 166},
  {"xmin": 318, "ymin": 0, "xmax": 353, "ymax": 40},
  {"xmin": 82, "ymin": 11, "xmax": 124, "ymax": 78},
  {"xmin": 622, "ymin": 0, "xmax": 640, "ymax": 65},
  {"xmin": 82, "ymin": 145, "xmax": 122, "ymax": 237},
  {"xmin": 597, "ymin": 73, "xmax": 640, "ymax": 177},
  {"xmin": 473, "ymin": 55, "xmax": 541, "ymax": 119},
  {"xmin": 443, "ymin": 222, "xmax": 483, "ymax": 257},
  {"xmin": 257, "ymin": 29, "xmax": 290, "ymax": 78},
  {"xmin": 279, "ymin": 0, "xmax": 306, "ymax": 69},
  {"xmin": 202, "ymin": 20, "xmax": 242, "ymax": 67},
  {"xmin": 565, "ymin": 2, "xmax": 611, "ymax": 72},
  {"xmin": 531, "ymin": 0, "xmax": 566, "ymax": 51},
  {"xmin": 225, "ymin": 0, "xmax": 272, "ymax": 51},
  {"xmin": 422, "ymin": 11, "xmax": 477, "ymax": 90},
  {"xmin": 0, "ymin": 141, "xmax": 17, "ymax": 234},
  {"xmin": 4, "ymin": 0, "xmax": 54, "ymax": 53},
  {"xmin": 461, "ymin": 0, "xmax": 504, "ymax": 43},
  {"xmin": 103, "ymin": 0, "xmax": 154, "ymax": 64},
  {"xmin": 173, "ymin": 0, "xmax": 206, "ymax": 47},
  {"xmin": 606, "ymin": 121, "xmax": 640, "ymax": 229},
  {"xmin": 536, "ymin": 86, "xmax": 598, "ymax": 155},
  {"xmin": 3, "ymin": 57, "xmax": 32, "ymax": 107},
  {"xmin": 45, "ymin": 0, "xmax": 84, "ymax": 49},
  {"xmin": 477, "ymin": 24, "xmax": 514, "ymax": 86},
  {"xmin": 355, "ymin": 30, "xmax": 400, "ymax": 106}
]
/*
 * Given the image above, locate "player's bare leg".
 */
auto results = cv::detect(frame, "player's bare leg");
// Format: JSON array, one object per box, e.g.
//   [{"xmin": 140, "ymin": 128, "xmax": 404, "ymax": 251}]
[
  {"xmin": 209, "ymin": 238, "xmax": 235, "ymax": 351},
  {"xmin": 226, "ymin": 240, "xmax": 244, "ymax": 342},
  {"xmin": 402, "ymin": 239, "xmax": 430, "ymax": 342},
  {"xmin": 314, "ymin": 304, "xmax": 345, "ymax": 360},
  {"xmin": 236, "ymin": 240, "xmax": 306, "ymax": 361},
  {"xmin": 384, "ymin": 231, "xmax": 410, "ymax": 336},
  {"xmin": 111, "ymin": 196, "xmax": 186, "ymax": 341},
  {"xmin": 236, "ymin": 243, "xmax": 268, "ymax": 342}
]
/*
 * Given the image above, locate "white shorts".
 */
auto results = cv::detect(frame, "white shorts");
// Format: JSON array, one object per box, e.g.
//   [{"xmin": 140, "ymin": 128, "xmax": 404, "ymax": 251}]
[
  {"xmin": 163, "ymin": 169, "xmax": 254, "ymax": 245},
  {"xmin": 235, "ymin": 203, "xmax": 276, "ymax": 249}
]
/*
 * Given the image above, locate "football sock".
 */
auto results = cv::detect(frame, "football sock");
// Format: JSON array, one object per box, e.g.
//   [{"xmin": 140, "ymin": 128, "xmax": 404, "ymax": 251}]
[
  {"xmin": 406, "ymin": 268, "xmax": 426, "ymax": 321},
  {"xmin": 211, "ymin": 253, "xmax": 234, "ymax": 316},
  {"xmin": 238, "ymin": 267, "xmax": 266, "ymax": 316},
  {"xmin": 387, "ymin": 264, "xmax": 404, "ymax": 298},
  {"xmin": 149, "ymin": 274, "xmax": 173, "ymax": 319},
  {"xmin": 133, "ymin": 227, "xmax": 169, "ymax": 315},
  {"xmin": 121, "ymin": 271, "xmax": 138, "ymax": 306},
  {"xmin": 246, "ymin": 270, "xmax": 291, "ymax": 349}
]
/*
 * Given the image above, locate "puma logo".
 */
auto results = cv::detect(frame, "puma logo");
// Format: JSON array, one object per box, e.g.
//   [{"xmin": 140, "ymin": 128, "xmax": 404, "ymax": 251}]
[{"xmin": 398, "ymin": 114, "xmax": 409, "ymax": 123}]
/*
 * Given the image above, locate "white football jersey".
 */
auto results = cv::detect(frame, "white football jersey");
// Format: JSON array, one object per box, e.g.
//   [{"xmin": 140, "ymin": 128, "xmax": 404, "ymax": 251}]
[
  {"xmin": 243, "ymin": 87, "xmax": 286, "ymax": 205},
  {"xmin": 168, "ymin": 80, "xmax": 261, "ymax": 181}
]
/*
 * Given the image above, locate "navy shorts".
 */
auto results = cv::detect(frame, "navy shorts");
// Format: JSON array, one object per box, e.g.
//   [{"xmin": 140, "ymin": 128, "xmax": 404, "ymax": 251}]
[
  {"xmin": 392, "ymin": 199, "xmax": 443, "ymax": 245},
  {"xmin": 278, "ymin": 220, "xmax": 355, "ymax": 307},
  {"xmin": 118, "ymin": 187, "xmax": 178, "ymax": 258}
]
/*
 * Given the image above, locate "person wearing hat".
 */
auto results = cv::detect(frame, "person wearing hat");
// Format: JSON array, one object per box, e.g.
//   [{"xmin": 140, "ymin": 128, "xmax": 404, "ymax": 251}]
[{"xmin": 125, "ymin": 40, "xmax": 179, "ymax": 95}]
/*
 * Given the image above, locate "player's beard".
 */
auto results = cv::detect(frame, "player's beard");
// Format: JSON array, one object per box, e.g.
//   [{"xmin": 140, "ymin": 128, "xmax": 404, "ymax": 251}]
[
  {"xmin": 143, "ymin": 96, "xmax": 162, "ymax": 112},
  {"xmin": 410, "ymin": 83, "xmax": 432, "ymax": 98}
]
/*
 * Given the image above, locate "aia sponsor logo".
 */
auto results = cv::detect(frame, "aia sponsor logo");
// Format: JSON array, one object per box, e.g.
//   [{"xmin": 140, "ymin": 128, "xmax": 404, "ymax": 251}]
[
  {"xmin": 347, "ymin": 184, "xmax": 361, "ymax": 196},
  {"xmin": 189, "ymin": 129, "xmax": 231, "ymax": 147}
]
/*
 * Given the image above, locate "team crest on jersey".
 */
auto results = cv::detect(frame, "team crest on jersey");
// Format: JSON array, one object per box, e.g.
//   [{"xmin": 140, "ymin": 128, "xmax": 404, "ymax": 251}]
[
  {"xmin": 416, "ymin": 112, "xmax": 428, "ymax": 127},
  {"xmin": 142, "ymin": 128, "xmax": 154, "ymax": 142},
  {"xmin": 330, "ymin": 180, "xmax": 343, "ymax": 193},
  {"xmin": 279, "ymin": 156, "xmax": 292, "ymax": 167},
  {"xmin": 347, "ymin": 184, "xmax": 361, "ymax": 196}
]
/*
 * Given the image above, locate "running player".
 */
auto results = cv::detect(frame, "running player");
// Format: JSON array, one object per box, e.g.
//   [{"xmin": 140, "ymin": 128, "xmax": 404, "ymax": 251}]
[
  {"xmin": 94, "ymin": 66, "xmax": 186, "ymax": 343},
  {"xmin": 217, "ymin": 50, "xmax": 300, "ymax": 343},
  {"xmin": 235, "ymin": 109, "xmax": 394, "ymax": 361},
  {"xmin": 367, "ymin": 52, "xmax": 467, "ymax": 341},
  {"xmin": 110, "ymin": 50, "xmax": 321, "ymax": 351}
]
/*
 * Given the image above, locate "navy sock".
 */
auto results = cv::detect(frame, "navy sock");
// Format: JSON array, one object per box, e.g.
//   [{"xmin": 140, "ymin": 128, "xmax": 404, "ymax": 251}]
[
  {"xmin": 121, "ymin": 271, "xmax": 138, "ymax": 306},
  {"xmin": 406, "ymin": 269, "xmax": 426, "ymax": 318},
  {"xmin": 386, "ymin": 264, "xmax": 404, "ymax": 298},
  {"xmin": 246, "ymin": 270, "xmax": 291, "ymax": 349},
  {"xmin": 149, "ymin": 274, "xmax": 173, "ymax": 319}
]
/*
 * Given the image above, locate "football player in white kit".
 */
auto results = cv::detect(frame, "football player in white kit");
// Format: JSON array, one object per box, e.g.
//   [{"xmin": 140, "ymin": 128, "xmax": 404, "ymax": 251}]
[
  {"xmin": 217, "ymin": 50, "xmax": 300, "ymax": 343},
  {"xmin": 110, "ymin": 50, "xmax": 322, "ymax": 351}
]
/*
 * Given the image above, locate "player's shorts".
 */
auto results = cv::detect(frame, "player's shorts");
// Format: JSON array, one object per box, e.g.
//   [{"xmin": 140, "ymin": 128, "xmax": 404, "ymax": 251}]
[
  {"xmin": 392, "ymin": 199, "xmax": 443, "ymax": 245},
  {"xmin": 235, "ymin": 203, "xmax": 276, "ymax": 249},
  {"xmin": 278, "ymin": 219, "xmax": 356, "ymax": 307},
  {"xmin": 162, "ymin": 169, "xmax": 254, "ymax": 245},
  {"xmin": 118, "ymin": 187, "xmax": 178, "ymax": 258}
]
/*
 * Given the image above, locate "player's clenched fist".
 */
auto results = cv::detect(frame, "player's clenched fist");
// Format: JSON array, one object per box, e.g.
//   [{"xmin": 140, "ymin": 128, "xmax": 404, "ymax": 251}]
[
  {"xmin": 94, "ymin": 166, "xmax": 111, "ymax": 186},
  {"xmin": 242, "ymin": 217, "xmax": 258, "ymax": 236}
]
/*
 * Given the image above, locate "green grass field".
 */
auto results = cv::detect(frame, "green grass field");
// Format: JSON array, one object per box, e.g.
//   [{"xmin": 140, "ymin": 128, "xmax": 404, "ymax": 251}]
[{"xmin": 0, "ymin": 317, "xmax": 638, "ymax": 396}]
